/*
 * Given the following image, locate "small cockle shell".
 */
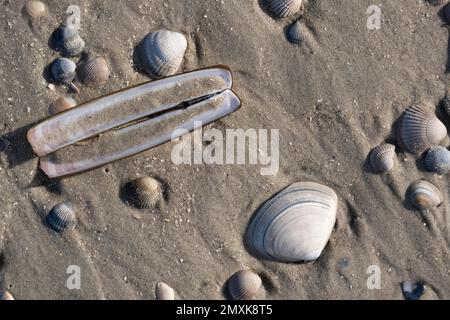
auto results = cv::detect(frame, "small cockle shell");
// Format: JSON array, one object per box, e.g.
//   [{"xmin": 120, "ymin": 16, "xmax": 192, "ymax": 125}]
[
  {"xmin": 406, "ymin": 180, "xmax": 442, "ymax": 210},
  {"xmin": 155, "ymin": 282, "xmax": 175, "ymax": 300},
  {"xmin": 77, "ymin": 54, "xmax": 110, "ymax": 88},
  {"xmin": 24, "ymin": 0, "xmax": 47, "ymax": 18},
  {"xmin": 228, "ymin": 270, "xmax": 262, "ymax": 300},
  {"xmin": 396, "ymin": 105, "xmax": 447, "ymax": 154},
  {"xmin": 0, "ymin": 290, "xmax": 14, "ymax": 300},
  {"xmin": 424, "ymin": 146, "xmax": 450, "ymax": 175},
  {"xmin": 125, "ymin": 177, "xmax": 163, "ymax": 209},
  {"xmin": 57, "ymin": 26, "xmax": 85, "ymax": 57},
  {"xmin": 288, "ymin": 20, "xmax": 312, "ymax": 45},
  {"xmin": 137, "ymin": 29, "xmax": 187, "ymax": 78},
  {"xmin": 369, "ymin": 143, "xmax": 396, "ymax": 172},
  {"xmin": 264, "ymin": 0, "xmax": 304, "ymax": 18},
  {"xmin": 51, "ymin": 58, "xmax": 76, "ymax": 86},
  {"xmin": 401, "ymin": 281, "xmax": 425, "ymax": 300},
  {"xmin": 48, "ymin": 96, "xmax": 78, "ymax": 115},
  {"xmin": 246, "ymin": 181, "xmax": 337, "ymax": 262},
  {"xmin": 46, "ymin": 202, "xmax": 76, "ymax": 232}
]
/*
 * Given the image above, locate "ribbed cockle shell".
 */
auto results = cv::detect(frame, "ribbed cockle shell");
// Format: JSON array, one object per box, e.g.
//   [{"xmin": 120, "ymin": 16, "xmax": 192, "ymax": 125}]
[
  {"xmin": 369, "ymin": 143, "xmax": 396, "ymax": 172},
  {"xmin": 125, "ymin": 177, "xmax": 163, "ymax": 209},
  {"xmin": 228, "ymin": 270, "xmax": 262, "ymax": 300},
  {"xmin": 46, "ymin": 202, "xmax": 76, "ymax": 231},
  {"xmin": 77, "ymin": 54, "xmax": 110, "ymax": 88},
  {"xmin": 424, "ymin": 146, "xmax": 450, "ymax": 175},
  {"xmin": 264, "ymin": 0, "xmax": 304, "ymax": 18}
]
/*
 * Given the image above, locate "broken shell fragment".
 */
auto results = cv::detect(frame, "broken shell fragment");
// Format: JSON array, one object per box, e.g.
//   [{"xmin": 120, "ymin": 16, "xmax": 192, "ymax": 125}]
[
  {"xmin": 155, "ymin": 282, "xmax": 175, "ymax": 300},
  {"xmin": 48, "ymin": 96, "xmax": 78, "ymax": 115},
  {"xmin": 51, "ymin": 58, "xmax": 76, "ymax": 86},
  {"xmin": 46, "ymin": 202, "xmax": 76, "ymax": 231},
  {"xmin": 369, "ymin": 143, "xmax": 396, "ymax": 172},
  {"xmin": 24, "ymin": 0, "xmax": 47, "ymax": 18},
  {"xmin": 246, "ymin": 181, "xmax": 337, "ymax": 262},
  {"xmin": 228, "ymin": 270, "xmax": 262, "ymax": 300},
  {"xmin": 0, "ymin": 290, "xmax": 14, "ymax": 300},
  {"xmin": 424, "ymin": 146, "xmax": 450, "ymax": 175},
  {"xmin": 125, "ymin": 176, "xmax": 163, "ymax": 209},
  {"xmin": 264, "ymin": 0, "xmax": 304, "ymax": 18},
  {"xmin": 406, "ymin": 180, "xmax": 442, "ymax": 210},
  {"xmin": 137, "ymin": 29, "xmax": 187, "ymax": 78},
  {"xmin": 77, "ymin": 54, "xmax": 110, "ymax": 88},
  {"xmin": 396, "ymin": 105, "xmax": 447, "ymax": 154}
]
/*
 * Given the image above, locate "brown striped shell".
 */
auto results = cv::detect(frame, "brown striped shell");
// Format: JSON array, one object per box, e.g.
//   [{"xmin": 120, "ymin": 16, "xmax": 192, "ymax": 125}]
[
  {"xmin": 155, "ymin": 282, "xmax": 175, "ymax": 300},
  {"xmin": 77, "ymin": 55, "xmax": 110, "ymax": 88},
  {"xmin": 396, "ymin": 105, "xmax": 447, "ymax": 154},
  {"xmin": 124, "ymin": 176, "xmax": 163, "ymax": 209},
  {"xmin": 406, "ymin": 180, "xmax": 442, "ymax": 210},
  {"xmin": 24, "ymin": 0, "xmax": 47, "ymax": 18},
  {"xmin": 48, "ymin": 96, "xmax": 78, "ymax": 115},
  {"xmin": 369, "ymin": 144, "xmax": 396, "ymax": 172},
  {"xmin": 228, "ymin": 270, "xmax": 262, "ymax": 300}
]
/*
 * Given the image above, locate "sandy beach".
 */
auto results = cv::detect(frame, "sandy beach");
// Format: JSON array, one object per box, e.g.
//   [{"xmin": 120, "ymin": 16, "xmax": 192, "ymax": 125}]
[{"xmin": 0, "ymin": 0, "xmax": 449, "ymax": 299}]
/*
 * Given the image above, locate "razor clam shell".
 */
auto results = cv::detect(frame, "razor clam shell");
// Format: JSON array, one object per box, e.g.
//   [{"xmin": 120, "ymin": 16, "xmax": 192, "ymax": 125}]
[
  {"xmin": 396, "ymin": 105, "xmax": 447, "ymax": 154},
  {"xmin": 39, "ymin": 89, "xmax": 241, "ymax": 178},
  {"xmin": 51, "ymin": 57, "xmax": 76, "ymax": 85},
  {"xmin": 228, "ymin": 270, "xmax": 262, "ymax": 300},
  {"xmin": 46, "ymin": 202, "xmax": 76, "ymax": 231},
  {"xmin": 406, "ymin": 180, "xmax": 442, "ymax": 210},
  {"xmin": 24, "ymin": 0, "xmax": 47, "ymax": 18},
  {"xmin": 265, "ymin": 0, "xmax": 304, "ymax": 18},
  {"xmin": 247, "ymin": 181, "xmax": 337, "ymax": 262},
  {"xmin": 28, "ymin": 67, "xmax": 233, "ymax": 157},
  {"xmin": 424, "ymin": 146, "xmax": 450, "ymax": 174},
  {"xmin": 155, "ymin": 282, "xmax": 175, "ymax": 300},
  {"xmin": 369, "ymin": 143, "xmax": 396, "ymax": 172},
  {"xmin": 77, "ymin": 56, "xmax": 110, "ymax": 88},
  {"xmin": 138, "ymin": 29, "xmax": 187, "ymax": 78}
]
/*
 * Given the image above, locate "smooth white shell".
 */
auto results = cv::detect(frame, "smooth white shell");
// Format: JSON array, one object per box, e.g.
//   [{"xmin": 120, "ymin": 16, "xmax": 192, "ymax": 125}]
[
  {"xmin": 0, "ymin": 290, "xmax": 14, "ymax": 300},
  {"xmin": 228, "ymin": 270, "xmax": 262, "ymax": 300},
  {"xmin": 24, "ymin": 0, "xmax": 47, "ymax": 18},
  {"xmin": 407, "ymin": 180, "xmax": 442, "ymax": 210},
  {"xmin": 247, "ymin": 181, "xmax": 337, "ymax": 262},
  {"xmin": 265, "ymin": 0, "xmax": 304, "ymax": 18},
  {"xmin": 396, "ymin": 105, "xmax": 447, "ymax": 154},
  {"xmin": 138, "ymin": 29, "xmax": 187, "ymax": 78},
  {"xmin": 155, "ymin": 282, "xmax": 175, "ymax": 300},
  {"xmin": 370, "ymin": 143, "xmax": 396, "ymax": 172}
]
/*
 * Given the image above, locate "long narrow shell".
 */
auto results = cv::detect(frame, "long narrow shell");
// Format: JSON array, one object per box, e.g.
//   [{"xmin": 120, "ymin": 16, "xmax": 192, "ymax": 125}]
[
  {"xmin": 155, "ymin": 282, "xmax": 175, "ymax": 300},
  {"xmin": 77, "ymin": 55, "xmax": 110, "ymax": 88},
  {"xmin": 24, "ymin": 0, "xmax": 47, "ymax": 18},
  {"xmin": 370, "ymin": 144, "xmax": 396, "ymax": 172},
  {"xmin": 247, "ymin": 181, "xmax": 337, "ymax": 262},
  {"xmin": 406, "ymin": 180, "xmax": 442, "ymax": 210},
  {"xmin": 0, "ymin": 290, "xmax": 14, "ymax": 300},
  {"xmin": 396, "ymin": 105, "xmax": 447, "ymax": 154},
  {"xmin": 424, "ymin": 146, "xmax": 450, "ymax": 174},
  {"xmin": 228, "ymin": 270, "xmax": 262, "ymax": 300},
  {"xmin": 46, "ymin": 202, "xmax": 76, "ymax": 231},
  {"xmin": 51, "ymin": 58, "xmax": 76, "ymax": 85},
  {"xmin": 138, "ymin": 30, "xmax": 187, "ymax": 78},
  {"xmin": 48, "ymin": 96, "xmax": 78, "ymax": 115},
  {"xmin": 125, "ymin": 177, "xmax": 163, "ymax": 209},
  {"xmin": 265, "ymin": 0, "xmax": 304, "ymax": 18}
]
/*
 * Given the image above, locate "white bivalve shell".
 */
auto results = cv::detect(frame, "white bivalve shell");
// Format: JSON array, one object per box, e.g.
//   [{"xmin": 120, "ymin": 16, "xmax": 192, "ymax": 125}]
[
  {"xmin": 246, "ymin": 181, "xmax": 337, "ymax": 262},
  {"xmin": 155, "ymin": 282, "xmax": 175, "ymax": 300},
  {"xmin": 137, "ymin": 29, "xmax": 187, "ymax": 78},
  {"xmin": 406, "ymin": 180, "xmax": 442, "ymax": 210}
]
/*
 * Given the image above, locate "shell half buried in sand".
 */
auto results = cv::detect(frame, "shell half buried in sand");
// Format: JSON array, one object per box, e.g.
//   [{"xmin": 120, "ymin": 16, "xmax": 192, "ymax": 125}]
[
  {"xmin": 246, "ymin": 181, "xmax": 337, "ymax": 262},
  {"xmin": 27, "ymin": 66, "xmax": 241, "ymax": 178}
]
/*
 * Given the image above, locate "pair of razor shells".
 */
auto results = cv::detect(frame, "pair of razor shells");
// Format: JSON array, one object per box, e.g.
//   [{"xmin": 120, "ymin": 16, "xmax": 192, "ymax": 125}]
[{"xmin": 370, "ymin": 104, "xmax": 450, "ymax": 175}]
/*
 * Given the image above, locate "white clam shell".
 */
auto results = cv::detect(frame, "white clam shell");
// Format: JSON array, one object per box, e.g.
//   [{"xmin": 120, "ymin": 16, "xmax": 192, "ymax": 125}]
[
  {"xmin": 396, "ymin": 105, "xmax": 447, "ymax": 154},
  {"xmin": 407, "ymin": 180, "xmax": 442, "ymax": 210},
  {"xmin": 228, "ymin": 270, "xmax": 262, "ymax": 300},
  {"xmin": 0, "ymin": 290, "xmax": 14, "ymax": 300},
  {"xmin": 24, "ymin": 0, "xmax": 47, "ymax": 18},
  {"xmin": 138, "ymin": 30, "xmax": 187, "ymax": 78},
  {"xmin": 424, "ymin": 146, "xmax": 450, "ymax": 175},
  {"xmin": 247, "ymin": 181, "xmax": 337, "ymax": 262},
  {"xmin": 265, "ymin": 0, "xmax": 304, "ymax": 18},
  {"xmin": 155, "ymin": 282, "xmax": 175, "ymax": 300},
  {"xmin": 369, "ymin": 143, "xmax": 396, "ymax": 172}
]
